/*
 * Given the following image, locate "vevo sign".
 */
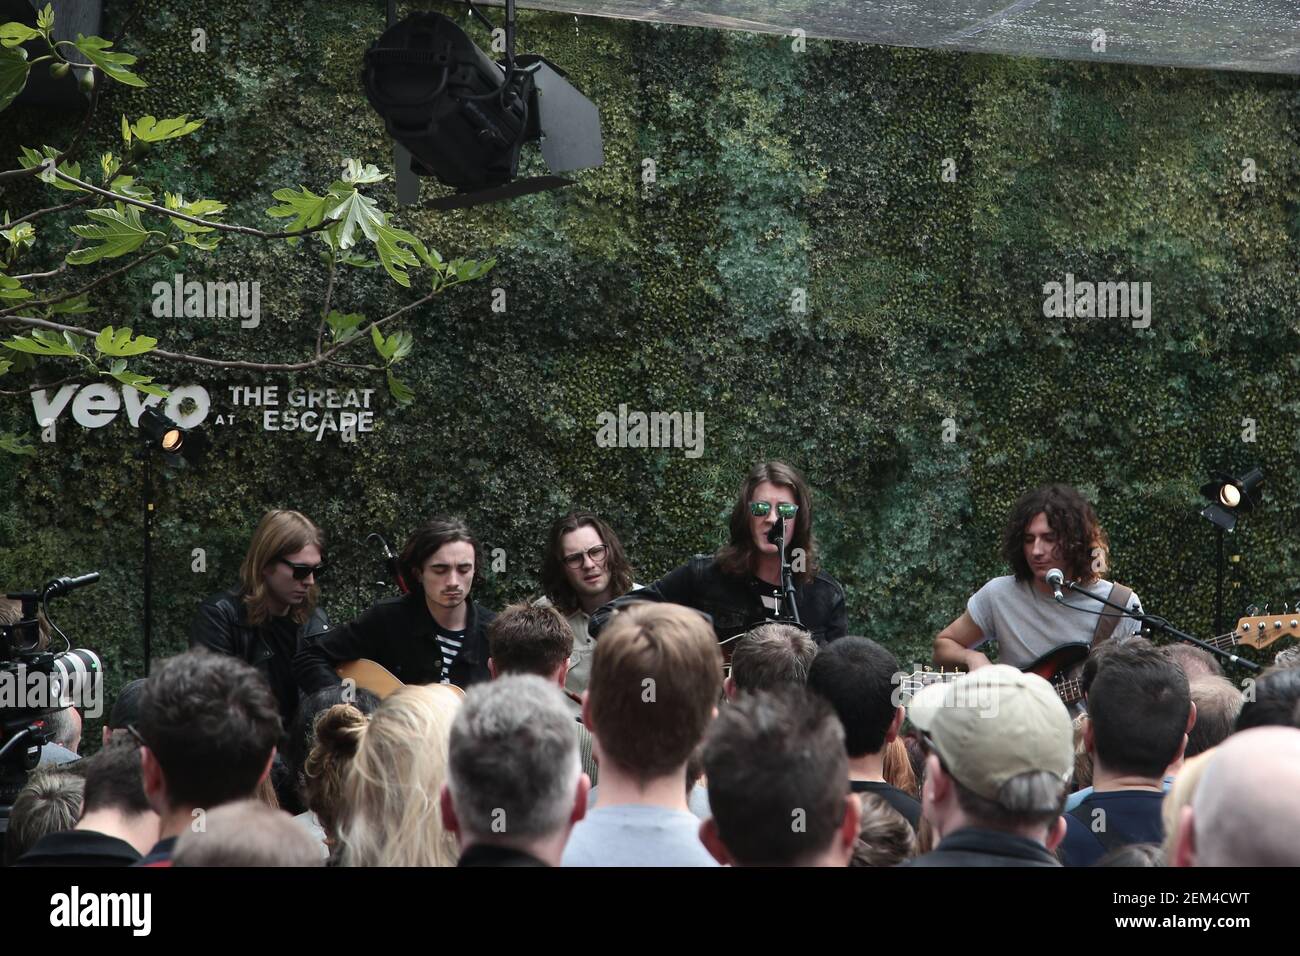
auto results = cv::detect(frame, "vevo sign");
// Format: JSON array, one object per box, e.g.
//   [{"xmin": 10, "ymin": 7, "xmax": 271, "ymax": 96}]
[{"xmin": 31, "ymin": 383, "xmax": 211, "ymax": 429}]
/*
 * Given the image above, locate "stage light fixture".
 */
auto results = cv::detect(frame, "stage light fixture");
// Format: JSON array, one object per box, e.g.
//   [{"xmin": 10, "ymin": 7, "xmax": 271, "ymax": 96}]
[{"xmin": 363, "ymin": 3, "xmax": 603, "ymax": 210}]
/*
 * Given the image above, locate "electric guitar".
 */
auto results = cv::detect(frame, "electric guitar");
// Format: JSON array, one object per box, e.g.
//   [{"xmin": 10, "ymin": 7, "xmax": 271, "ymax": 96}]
[{"xmin": 899, "ymin": 613, "xmax": 1300, "ymax": 705}]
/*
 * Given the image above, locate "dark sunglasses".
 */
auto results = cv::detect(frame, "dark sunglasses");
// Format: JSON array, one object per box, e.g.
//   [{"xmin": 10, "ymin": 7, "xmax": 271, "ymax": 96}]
[
  {"xmin": 562, "ymin": 544, "xmax": 609, "ymax": 569},
  {"xmin": 279, "ymin": 557, "xmax": 326, "ymax": 581},
  {"xmin": 749, "ymin": 501, "xmax": 798, "ymax": 519}
]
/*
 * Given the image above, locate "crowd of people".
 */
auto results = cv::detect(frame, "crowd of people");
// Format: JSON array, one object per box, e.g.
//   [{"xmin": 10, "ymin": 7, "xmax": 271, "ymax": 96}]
[{"xmin": 4, "ymin": 461, "xmax": 1299, "ymax": 867}]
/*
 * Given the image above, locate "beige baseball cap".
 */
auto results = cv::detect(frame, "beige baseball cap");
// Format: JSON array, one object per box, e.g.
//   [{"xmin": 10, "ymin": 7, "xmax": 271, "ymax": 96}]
[{"xmin": 907, "ymin": 665, "xmax": 1074, "ymax": 801}]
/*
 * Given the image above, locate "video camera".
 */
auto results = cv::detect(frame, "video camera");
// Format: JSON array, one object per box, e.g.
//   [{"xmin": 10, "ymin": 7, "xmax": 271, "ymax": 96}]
[{"xmin": 0, "ymin": 572, "xmax": 104, "ymax": 830}]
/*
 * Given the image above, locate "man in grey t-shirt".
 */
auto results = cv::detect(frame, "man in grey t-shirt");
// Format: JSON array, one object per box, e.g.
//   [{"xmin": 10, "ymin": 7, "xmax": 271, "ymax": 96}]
[{"xmin": 934, "ymin": 485, "xmax": 1142, "ymax": 673}]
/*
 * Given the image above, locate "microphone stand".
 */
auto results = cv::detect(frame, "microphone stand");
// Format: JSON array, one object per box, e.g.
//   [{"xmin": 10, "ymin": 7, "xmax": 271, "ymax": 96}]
[
  {"xmin": 770, "ymin": 518, "xmax": 802, "ymax": 627},
  {"xmin": 1062, "ymin": 579, "xmax": 1259, "ymax": 673}
]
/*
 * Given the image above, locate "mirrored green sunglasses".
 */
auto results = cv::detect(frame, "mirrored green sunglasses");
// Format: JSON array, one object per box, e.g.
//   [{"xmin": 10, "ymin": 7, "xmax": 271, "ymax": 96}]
[{"xmin": 749, "ymin": 501, "xmax": 798, "ymax": 519}]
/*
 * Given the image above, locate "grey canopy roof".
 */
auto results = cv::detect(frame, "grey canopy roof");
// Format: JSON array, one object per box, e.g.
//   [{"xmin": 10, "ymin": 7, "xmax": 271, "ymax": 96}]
[{"xmin": 494, "ymin": 1, "xmax": 1300, "ymax": 75}]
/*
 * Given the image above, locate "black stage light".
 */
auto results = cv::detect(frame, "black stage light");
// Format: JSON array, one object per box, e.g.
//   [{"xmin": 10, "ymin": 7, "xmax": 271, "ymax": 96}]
[
  {"xmin": 1199, "ymin": 466, "xmax": 1264, "ymax": 634},
  {"xmin": 362, "ymin": 4, "xmax": 603, "ymax": 210}
]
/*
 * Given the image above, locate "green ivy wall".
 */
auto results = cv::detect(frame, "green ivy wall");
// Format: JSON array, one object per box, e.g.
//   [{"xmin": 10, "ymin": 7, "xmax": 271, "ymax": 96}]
[{"xmin": 3, "ymin": 2, "xmax": 1298, "ymax": 728}]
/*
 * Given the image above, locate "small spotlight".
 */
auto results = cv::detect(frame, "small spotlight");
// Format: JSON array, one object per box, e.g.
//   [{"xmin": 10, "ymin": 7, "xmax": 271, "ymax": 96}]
[
  {"xmin": 139, "ymin": 407, "xmax": 206, "ymax": 463},
  {"xmin": 363, "ymin": 9, "xmax": 603, "ymax": 209},
  {"xmin": 1200, "ymin": 467, "xmax": 1264, "ymax": 512}
]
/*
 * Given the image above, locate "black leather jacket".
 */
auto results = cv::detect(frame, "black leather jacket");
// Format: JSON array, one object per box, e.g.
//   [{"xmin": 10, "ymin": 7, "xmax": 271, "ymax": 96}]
[
  {"xmin": 294, "ymin": 590, "xmax": 495, "ymax": 694},
  {"xmin": 590, "ymin": 554, "xmax": 848, "ymax": 647},
  {"xmin": 189, "ymin": 589, "xmax": 331, "ymax": 727}
]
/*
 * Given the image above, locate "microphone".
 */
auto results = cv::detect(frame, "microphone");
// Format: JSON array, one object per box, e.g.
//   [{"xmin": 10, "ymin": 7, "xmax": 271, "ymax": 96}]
[
  {"xmin": 366, "ymin": 533, "xmax": 408, "ymax": 594},
  {"xmin": 42, "ymin": 572, "xmax": 100, "ymax": 600},
  {"xmin": 766, "ymin": 517, "xmax": 785, "ymax": 546},
  {"xmin": 1045, "ymin": 568, "xmax": 1065, "ymax": 603}
]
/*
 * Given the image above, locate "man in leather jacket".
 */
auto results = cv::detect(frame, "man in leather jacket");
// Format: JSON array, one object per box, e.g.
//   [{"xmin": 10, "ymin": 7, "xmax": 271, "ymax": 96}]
[
  {"xmin": 590, "ymin": 461, "xmax": 848, "ymax": 650},
  {"xmin": 189, "ymin": 510, "xmax": 330, "ymax": 732}
]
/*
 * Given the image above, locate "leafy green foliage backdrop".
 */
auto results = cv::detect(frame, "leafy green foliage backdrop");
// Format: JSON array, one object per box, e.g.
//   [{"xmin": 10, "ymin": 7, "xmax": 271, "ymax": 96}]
[{"xmin": 2, "ymin": 2, "xmax": 1298, "ymax": 726}]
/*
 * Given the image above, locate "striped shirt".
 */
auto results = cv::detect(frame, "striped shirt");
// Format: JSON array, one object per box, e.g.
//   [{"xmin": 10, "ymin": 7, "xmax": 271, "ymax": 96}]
[{"xmin": 433, "ymin": 625, "xmax": 465, "ymax": 684}]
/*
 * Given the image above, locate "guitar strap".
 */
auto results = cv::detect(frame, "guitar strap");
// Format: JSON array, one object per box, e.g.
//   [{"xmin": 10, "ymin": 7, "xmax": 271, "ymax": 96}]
[{"xmin": 1089, "ymin": 583, "xmax": 1133, "ymax": 650}]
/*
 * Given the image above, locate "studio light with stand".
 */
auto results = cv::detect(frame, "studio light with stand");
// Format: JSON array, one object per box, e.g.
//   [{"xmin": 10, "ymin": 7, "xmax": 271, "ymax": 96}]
[{"xmin": 1199, "ymin": 467, "xmax": 1264, "ymax": 635}]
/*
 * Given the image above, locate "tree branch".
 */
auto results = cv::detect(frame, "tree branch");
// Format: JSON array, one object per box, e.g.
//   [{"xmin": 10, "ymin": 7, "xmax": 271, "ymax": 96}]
[
  {"xmin": 0, "ymin": 373, "xmax": 89, "ymax": 396},
  {"xmin": 0, "ymin": 245, "xmax": 171, "ymax": 316},
  {"xmin": 49, "ymin": 168, "xmax": 334, "ymax": 240},
  {"xmin": 316, "ymin": 254, "xmax": 338, "ymax": 359}
]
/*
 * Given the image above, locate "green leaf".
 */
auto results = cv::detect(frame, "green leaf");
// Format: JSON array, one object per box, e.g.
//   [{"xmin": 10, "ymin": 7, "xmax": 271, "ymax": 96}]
[
  {"xmin": 108, "ymin": 368, "xmax": 168, "ymax": 397},
  {"xmin": 66, "ymin": 206, "xmax": 149, "ymax": 264},
  {"xmin": 326, "ymin": 310, "xmax": 366, "ymax": 343},
  {"xmin": 338, "ymin": 251, "xmax": 379, "ymax": 269},
  {"xmin": 326, "ymin": 187, "xmax": 383, "ymax": 250},
  {"xmin": 182, "ymin": 234, "xmax": 219, "ymax": 251},
  {"xmin": 373, "ymin": 220, "xmax": 425, "ymax": 287},
  {"xmin": 130, "ymin": 114, "xmax": 205, "ymax": 143},
  {"xmin": 341, "ymin": 158, "xmax": 387, "ymax": 185},
  {"xmin": 0, "ymin": 271, "xmax": 31, "ymax": 301},
  {"xmin": 164, "ymin": 192, "xmax": 225, "ymax": 234},
  {"xmin": 266, "ymin": 185, "xmax": 332, "ymax": 244},
  {"xmin": 2, "ymin": 221, "xmax": 36, "ymax": 252},
  {"xmin": 120, "ymin": 113, "xmax": 130, "ymax": 144},
  {"xmin": 109, "ymin": 175, "xmax": 153, "ymax": 203},
  {"xmin": 0, "ymin": 431, "xmax": 36, "ymax": 456},
  {"xmin": 37, "ymin": 4, "xmax": 54, "ymax": 34},
  {"xmin": 0, "ymin": 22, "xmax": 42, "ymax": 48},
  {"xmin": 0, "ymin": 357, "xmax": 11, "ymax": 376},
  {"xmin": 18, "ymin": 145, "xmax": 83, "ymax": 192},
  {"xmin": 3, "ymin": 329, "xmax": 80, "ymax": 356},
  {"xmin": 73, "ymin": 34, "xmax": 145, "ymax": 87},
  {"xmin": 0, "ymin": 45, "xmax": 30, "ymax": 113},
  {"xmin": 386, "ymin": 370, "xmax": 415, "ymax": 406},
  {"xmin": 370, "ymin": 326, "xmax": 413, "ymax": 363},
  {"xmin": 95, "ymin": 325, "xmax": 157, "ymax": 357},
  {"xmin": 48, "ymin": 294, "xmax": 93, "ymax": 315}
]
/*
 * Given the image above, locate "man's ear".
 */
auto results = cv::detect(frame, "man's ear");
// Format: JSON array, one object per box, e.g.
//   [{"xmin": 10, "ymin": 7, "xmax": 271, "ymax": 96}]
[
  {"xmin": 1083, "ymin": 716, "xmax": 1096, "ymax": 756},
  {"xmin": 1045, "ymin": 814, "xmax": 1068, "ymax": 852},
  {"xmin": 837, "ymin": 794, "xmax": 862, "ymax": 865},
  {"xmin": 723, "ymin": 676, "xmax": 737, "ymax": 701},
  {"xmin": 557, "ymin": 659, "xmax": 571, "ymax": 688},
  {"xmin": 102, "ymin": 726, "xmax": 112, "ymax": 749},
  {"xmin": 258, "ymin": 747, "xmax": 276, "ymax": 785},
  {"xmin": 439, "ymin": 784, "xmax": 461, "ymax": 842},
  {"xmin": 581, "ymin": 690, "xmax": 593, "ymax": 734},
  {"xmin": 1172, "ymin": 805, "xmax": 1196, "ymax": 868},
  {"xmin": 886, "ymin": 706, "xmax": 905, "ymax": 744},
  {"xmin": 699, "ymin": 817, "xmax": 733, "ymax": 867},
  {"xmin": 570, "ymin": 773, "xmax": 591, "ymax": 826},
  {"xmin": 140, "ymin": 747, "xmax": 166, "ymax": 814},
  {"xmin": 487, "ymin": 657, "xmax": 498, "ymax": 680}
]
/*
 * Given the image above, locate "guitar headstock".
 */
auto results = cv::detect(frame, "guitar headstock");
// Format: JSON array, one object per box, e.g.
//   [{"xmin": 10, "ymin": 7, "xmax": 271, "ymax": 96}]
[
  {"xmin": 1233, "ymin": 614, "xmax": 1300, "ymax": 650},
  {"xmin": 895, "ymin": 668, "xmax": 966, "ymax": 701}
]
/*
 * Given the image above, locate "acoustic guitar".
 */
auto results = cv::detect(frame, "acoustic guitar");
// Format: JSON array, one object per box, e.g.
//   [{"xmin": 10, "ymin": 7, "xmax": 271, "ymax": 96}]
[{"xmin": 335, "ymin": 658, "xmax": 466, "ymax": 701}]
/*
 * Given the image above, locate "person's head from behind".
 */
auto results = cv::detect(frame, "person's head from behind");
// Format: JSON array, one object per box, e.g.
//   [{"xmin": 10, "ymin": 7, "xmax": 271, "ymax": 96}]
[
  {"xmin": 103, "ymin": 678, "xmax": 148, "ymax": 747},
  {"xmin": 1186, "ymin": 676, "xmax": 1242, "ymax": 758},
  {"xmin": 240, "ymin": 509, "xmax": 324, "ymax": 625},
  {"xmin": 1173, "ymin": 727, "xmax": 1300, "ymax": 867},
  {"xmin": 487, "ymin": 603, "xmax": 574, "ymax": 685},
  {"xmin": 399, "ymin": 516, "xmax": 478, "ymax": 613},
  {"xmin": 584, "ymin": 602, "xmax": 722, "ymax": 785},
  {"xmin": 1167, "ymin": 643, "xmax": 1223, "ymax": 681},
  {"xmin": 1160, "ymin": 749, "xmax": 1215, "ymax": 864},
  {"xmin": 806, "ymin": 636, "xmax": 904, "ymax": 761},
  {"xmin": 303, "ymin": 703, "xmax": 370, "ymax": 854},
  {"xmin": 47, "ymin": 705, "xmax": 81, "ymax": 754},
  {"xmin": 1235, "ymin": 666, "xmax": 1300, "ymax": 732},
  {"xmin": 337, "ymin": 684, "xmax": 462, "ymax": 867},
  {"xmin": 5, "ymin": 769, "xmax": 84, "ymax": 865},
  {"xmin": 1097, "ymin": 842, "xmax": 1165, "ymax": 867},
  {"xmin": 136, "ymin": 650, "xmax": 282, "ymax": 819},
  {"xmin": 442, "ymin": 675, "xmax": 589, "ymax": 865},
  {"xmin": 77, "ymin": 736, "xmax": 159, "ymax": 854},
  {"xmin": 1083, "ymin": 640, "xmax": 1193, "ymax": 781},
  {"xmin": 850, "ymin": 793, "xmax": 917, "ymax": 867},
  {"xmin": 541, "ymin": 510, "xmax": 634, "ymax": 613},
  {"xmin": 725, "ymin": 622, "xmax": 817, "ymax": 698},
  {"xmin": 286, "ymin": 684, "xmax": 381, "ymax": 808},
  {"xmin": 172, "ymin": 799, "xmax": 323, "ymax": 867},
  {"xmin": 700, "ymin": 687, "xmax": 858, "ymax": 866},
  {"xmin": 908, "ymin": 666, "xmax": 1073, "ymax": 848}
]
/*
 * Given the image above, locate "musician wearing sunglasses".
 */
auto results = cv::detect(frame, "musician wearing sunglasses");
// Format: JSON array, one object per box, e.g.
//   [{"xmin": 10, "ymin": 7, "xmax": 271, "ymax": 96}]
[
  {"xmin": 189, "ymin": 509, "xmax": 331, "ymax": 731},
  {"xmin": 295, "ymin": 515, "xmax": 496, "ymax": 695},
  {"xmin": 590, "ymin": 461, "xmax": 848, "ymax": 650},
  {"xmin": 535, "ymin": 510, "xmax": 640, "ymax": 710}
]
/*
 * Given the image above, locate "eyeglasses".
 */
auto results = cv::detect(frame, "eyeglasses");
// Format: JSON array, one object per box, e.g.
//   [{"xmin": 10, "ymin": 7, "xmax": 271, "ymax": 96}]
[
  {"xmin": 749, "ymin": 501, "xmax": 798, "ymax": 520},
  {"xmin": 562, "ymin": 545, "xmax": 609, "ymax": 569},
  {"xmin": 125, "ymin": 723, "xmax": 147, "ymax": 749},
  {"xmin": 279, "ymin": 557, "xmax": 326, "ymax": 581}
]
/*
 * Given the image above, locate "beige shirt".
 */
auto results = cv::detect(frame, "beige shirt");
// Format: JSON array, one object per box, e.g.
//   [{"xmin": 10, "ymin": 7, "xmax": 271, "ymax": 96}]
[{"xmin": 535, "ymin": 586, "xmax": 640, "ymax": 715}]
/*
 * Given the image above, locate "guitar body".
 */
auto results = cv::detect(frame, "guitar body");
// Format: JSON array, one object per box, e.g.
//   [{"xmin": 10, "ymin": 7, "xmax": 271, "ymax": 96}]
[
  {"xmin": 1021, "ymin": 642, "xmax": 1092, "ymax": 705},
  {"xmin": 335, "ymin": 659, "xmax": 465, "ymax": 701}
]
